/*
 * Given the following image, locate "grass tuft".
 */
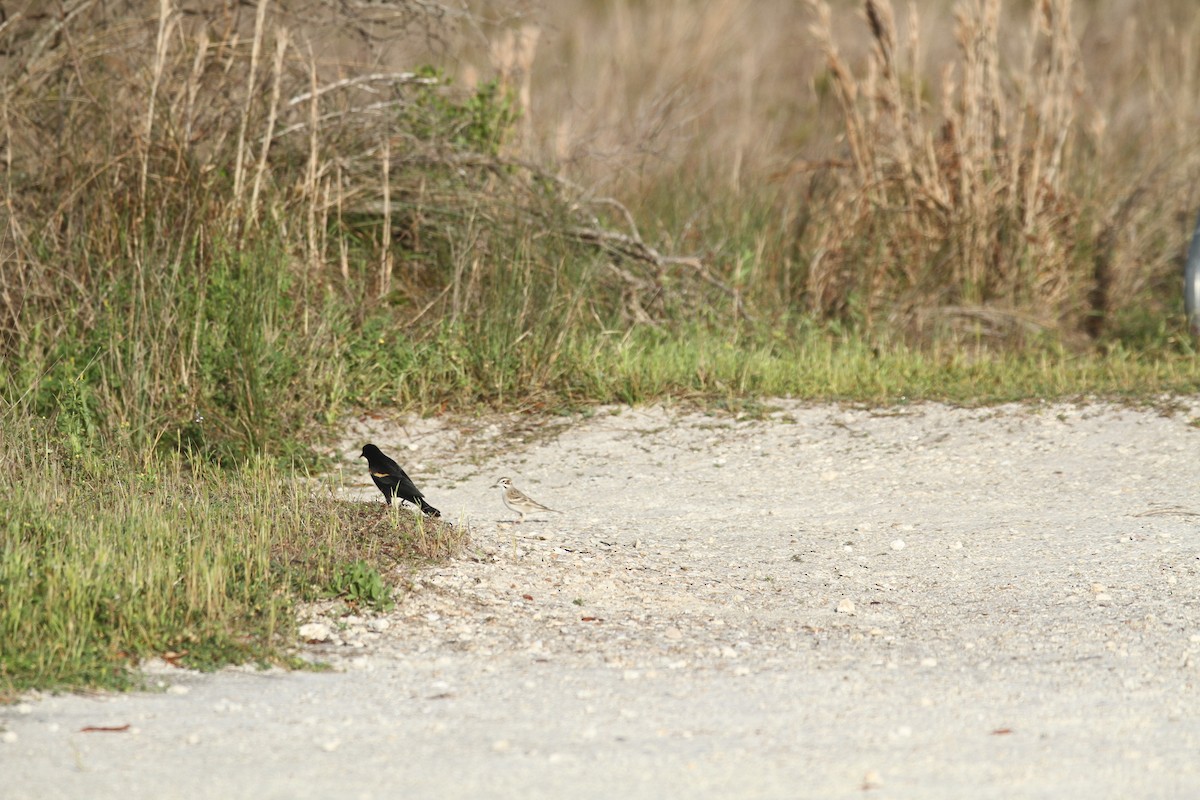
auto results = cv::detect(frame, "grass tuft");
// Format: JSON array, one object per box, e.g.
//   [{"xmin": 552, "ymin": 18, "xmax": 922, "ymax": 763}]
[{"xmin": 0, "ymin": 411, "xmax": 462, "ymax": 694}]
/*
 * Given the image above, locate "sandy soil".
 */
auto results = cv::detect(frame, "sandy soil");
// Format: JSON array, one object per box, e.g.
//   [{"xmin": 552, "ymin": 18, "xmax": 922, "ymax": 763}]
[{"xmin": 5, "ymin": 400, "xmax": 1200, "ymax": 799}]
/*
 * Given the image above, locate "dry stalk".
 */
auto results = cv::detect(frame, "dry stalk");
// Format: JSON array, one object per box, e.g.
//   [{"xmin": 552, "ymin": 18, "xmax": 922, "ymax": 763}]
[
  {"xmin": 380, "ymin": 134, "xmax": 392, "ymax": 298},
  {"xmin": 305, "ymin": 40, "xmax": 321, "ymax": 278},
  {"xmin": 287, "ymin": 72, "xmax": 437, "ymax": 107},
  {"xmin": 179, "ymin": 26, "xmax": 209, "ymax": 148},
  {"xmin": 249, "ymin": 27, "xmax": 289, "ymax": 228},
  {"xmin": 142, "ymin": 0, "xmax": 176, "ymax": 219},
  {"xmin": 808, "ymin": 2, "xmax": 870, "ymax": 186},
  {"xmin": 335, "ymin": 164, "xmax": 349, "ymax": 284},
  {"xmin": 233, "ymin": 0, "xmax": 271, "ymax": 219},
  {"xmin": 489, "ymin": 23, "xmax": 540, "ymax": 157}
]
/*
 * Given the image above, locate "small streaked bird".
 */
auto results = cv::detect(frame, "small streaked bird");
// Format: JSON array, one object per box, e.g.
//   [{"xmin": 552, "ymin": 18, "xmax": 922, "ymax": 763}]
[
  {"xmin": 492, "ymin": 477, "xmax": 561, "ymax": 523},
  {"xmin": 360, "ymin": 443, "xmax": 441, "ymax": 517}
]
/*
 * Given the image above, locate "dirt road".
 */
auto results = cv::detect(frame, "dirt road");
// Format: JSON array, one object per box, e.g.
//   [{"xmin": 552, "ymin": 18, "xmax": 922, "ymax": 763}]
[{"xmin": 6, "ymin": 402, "xmax": 1200, "ymax": 798}]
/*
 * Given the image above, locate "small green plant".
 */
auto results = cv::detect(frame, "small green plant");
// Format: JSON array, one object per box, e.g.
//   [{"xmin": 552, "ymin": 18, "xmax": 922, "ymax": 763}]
[
  {"xmin": 403, "ymin": 66, "xmax": 519, "ymax": 157},
  {"xmin": 329, "ymin": 561, "xmax": 395, "ymax": 612}
]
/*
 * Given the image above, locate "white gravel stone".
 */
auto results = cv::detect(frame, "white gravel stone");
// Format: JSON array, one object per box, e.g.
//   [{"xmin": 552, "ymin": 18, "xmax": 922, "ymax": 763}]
[{"xmin": 298, "ymin": 622, "xmax": 332, "ymax": 642}]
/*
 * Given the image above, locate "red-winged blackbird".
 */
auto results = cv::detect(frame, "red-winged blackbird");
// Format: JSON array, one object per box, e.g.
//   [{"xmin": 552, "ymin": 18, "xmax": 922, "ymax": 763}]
[{"xmin": 360, "ymin": 443, "xmax": 441, "ymax": 517}]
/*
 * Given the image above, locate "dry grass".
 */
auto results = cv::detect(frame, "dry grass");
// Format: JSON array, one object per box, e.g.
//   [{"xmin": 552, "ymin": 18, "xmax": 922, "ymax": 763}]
[{"xmin": 483, "ymin": 0, "xmax": 1200, "ymax": 341}]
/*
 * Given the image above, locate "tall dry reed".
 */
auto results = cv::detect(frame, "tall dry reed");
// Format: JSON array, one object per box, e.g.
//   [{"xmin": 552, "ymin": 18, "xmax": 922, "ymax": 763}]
[{"xmin": 497, "ymin": 0, "xmax": 1200, "ymax": 341}]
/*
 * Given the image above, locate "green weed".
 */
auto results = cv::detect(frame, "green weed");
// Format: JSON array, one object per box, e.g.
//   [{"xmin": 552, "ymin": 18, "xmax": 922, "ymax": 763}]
[{"xmin": 329, "ymin": 561, "xmax": 394, "ymax": 612}]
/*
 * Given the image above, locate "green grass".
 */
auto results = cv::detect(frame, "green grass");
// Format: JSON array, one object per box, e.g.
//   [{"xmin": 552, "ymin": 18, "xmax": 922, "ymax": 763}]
[
  {"xmin": 0, "ymin": 415, "xmax": 463, "ymax": 695},
  {"xmin": 336, "ymin": 321, "xmax": 1200, "ymax": 411}
]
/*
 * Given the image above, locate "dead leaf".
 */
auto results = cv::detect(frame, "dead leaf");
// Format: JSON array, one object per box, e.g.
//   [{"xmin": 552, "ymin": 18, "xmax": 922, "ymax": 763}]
[{"xmin": 162, "ymin": 650, "xmax": 188, "ymax": 667}]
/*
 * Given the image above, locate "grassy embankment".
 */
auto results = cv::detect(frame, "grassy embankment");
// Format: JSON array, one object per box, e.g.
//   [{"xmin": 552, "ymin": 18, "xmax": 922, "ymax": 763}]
[{"xmin": 2, "ymin": 0, "xmax": 1199, "ymax": 693}]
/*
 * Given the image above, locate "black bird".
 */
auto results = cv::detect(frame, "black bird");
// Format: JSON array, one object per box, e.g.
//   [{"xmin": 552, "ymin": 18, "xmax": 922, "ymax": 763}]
[{"xmin": 360, "ymin": 443, "xmax": 441, "ymax": 517}]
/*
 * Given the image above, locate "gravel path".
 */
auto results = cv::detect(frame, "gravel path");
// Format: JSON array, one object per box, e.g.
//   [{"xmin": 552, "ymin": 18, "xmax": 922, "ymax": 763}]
[{"xmin": 6, "ymin": 401, "xmax": 1200, "ymax": 799}]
